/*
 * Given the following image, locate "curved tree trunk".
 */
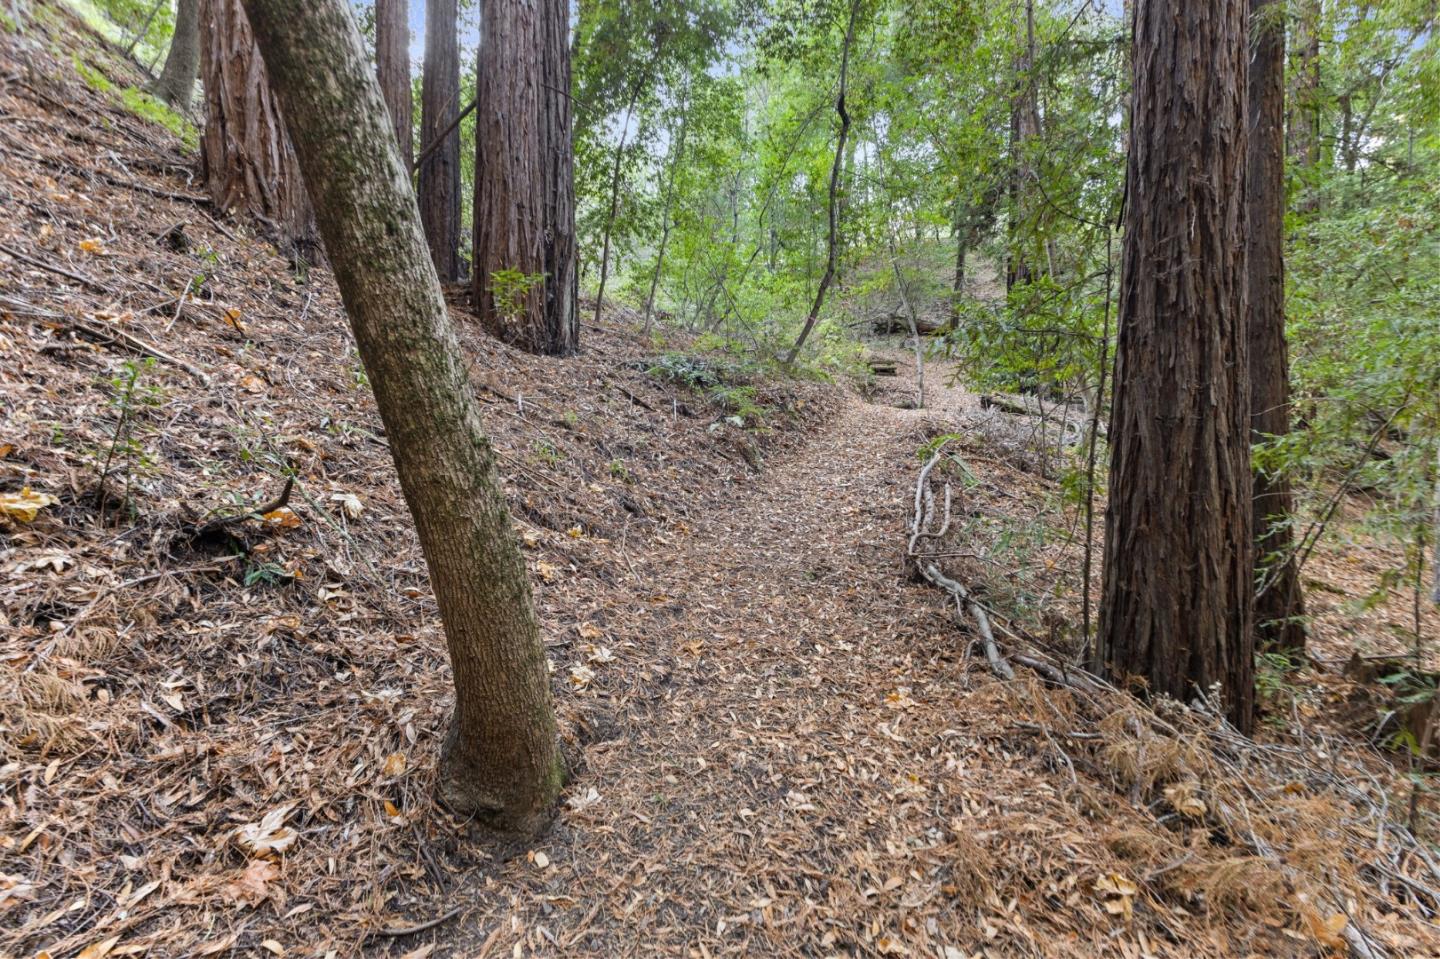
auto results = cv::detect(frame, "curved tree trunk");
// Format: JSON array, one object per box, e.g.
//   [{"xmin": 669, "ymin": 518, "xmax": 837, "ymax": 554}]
[
  {"xmin": 375, "ymin": 0, "xmax": 412, "ymax": 168},
  {"xmin": 200, "ymin": 0, "xmax": 317, "ymax": 260},
  {"xmin": 592, "ymin": 79, "xmax": 644, "ymax": 327},
  {"xmin": 238, "ymin": 0, "xmax": 564, "ymax": 833},
  {"xmin": 152, "ymin": 0, "xmax": 201, "ymax": 110},
  {"xmin": 782, "ymin": 0, "xmax": 859, "ymax": 366},
  {"xmin": 643, "ymin": 91, "xmax": 690, "ymax": 332},
  {"xmin": 419, "ymin": 0, "xmax": 462, "ymax": 281},
  {"xmin": 1095, "ymin": 0, "xmax": 1255, "ymax": 733},
  {"xmin": 1249, "ymin": 0, "xmax": 1306, "ymax": 653},
  {"xmin": 473, "ymin": 0, "xmax": 577, "ymax": 356}
]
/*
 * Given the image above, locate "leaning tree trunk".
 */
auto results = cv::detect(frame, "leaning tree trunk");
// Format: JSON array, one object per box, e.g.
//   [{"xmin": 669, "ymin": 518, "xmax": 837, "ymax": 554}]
[
  {"xmin": 375, "ymin": 0, "xmax": 412, "ymax": 168},
  {"xmin": 1095, "ymin": 0, "xmax": 1255, "ymax": 734},
  {"xmin": 1248, "ymin": 0, "xmax": 1306, "ymax": 654},
  {"xmin": 473, "ymin": 0, "xmax": 577, "ymax": 356},
  {"xmin": 419, "ymin": 0, "xmax": 462, "ymax": 281},
  {"xmin": 238, "ymin": 0, "xmax": 564, "ymax": 833},
  {"xmin": 592, "ymin": 78, "xmax": 645, "ymax": 327},
  {"xmin": 782, "ymin": 0, "xmax": 859, "ymax": 366},
  {"xmin": 151, "ymin": 0, "xmax": 200, "ymax": 109},
  {"xmin": 643, "ymin": 91, "xmax": 690, "ymax": 333},
  {"xmin": 200, "ymin": 0, "xmax": 317, "ymax": 260}
]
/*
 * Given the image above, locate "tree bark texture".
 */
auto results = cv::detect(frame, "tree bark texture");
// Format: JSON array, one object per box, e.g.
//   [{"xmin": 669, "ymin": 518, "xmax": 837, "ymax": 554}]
[
  {"xmin": 783, "ymin": 0, "xmax": 859, "ymax": 366},
  {"xmin": 420, "ymin": 0, "xmax": 463, "ymax": 281},
  {"xmin": 200, "ymin": 0, "xmax": 317, "ymax": 260},
  {"xmin": 1095, "ymin": 0, "xmax": 1255, "ymax": 733},
  {"xmin": 1287, "ymin": 0, "xmax": 1322, "ymax": 169},
  {"xmin": 1006, "ymin": 0, "xmax": 1041, "ymax": 292},
  {"xmin": 152, "ymin": 0, "xmax": 200, "ymax": 109},
  {"xmin": 1248, "ymin": 0, "xmax": 1306, "ymax": 653},
  {"xmin": 237, "ymin": 0, "xmax": 564, "ymax": 833},
  {"xmin": 375, "ymin": 0, "xmax": 413, "ymax": 168},
  {"xmin": 473, "ymin": 0, "xmax": 578, "ymax": 356}
]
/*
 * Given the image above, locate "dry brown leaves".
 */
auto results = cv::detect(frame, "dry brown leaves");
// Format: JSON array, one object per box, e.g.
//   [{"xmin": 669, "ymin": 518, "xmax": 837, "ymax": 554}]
[{"xmin": 4, "ymin": 5, "xmax": 1440, "ymax": 958}]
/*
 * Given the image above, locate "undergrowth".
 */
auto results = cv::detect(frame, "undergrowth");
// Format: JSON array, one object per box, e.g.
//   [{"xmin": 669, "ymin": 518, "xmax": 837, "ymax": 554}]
[{"xmin": 71, "ymin": 53, "xmax": 197, "ymax": 149}]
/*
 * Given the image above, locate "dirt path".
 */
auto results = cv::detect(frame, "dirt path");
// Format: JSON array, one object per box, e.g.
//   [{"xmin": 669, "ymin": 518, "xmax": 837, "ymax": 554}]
[{"xmin": 444, "ymin": 359, "xmax": 1081, "ymax": 957}]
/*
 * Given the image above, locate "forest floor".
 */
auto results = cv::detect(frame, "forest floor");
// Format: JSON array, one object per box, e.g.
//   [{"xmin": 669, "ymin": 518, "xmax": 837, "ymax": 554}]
[{"xmin": 5, "ymin": 3, "xmax": 1440, "ymax": 958}]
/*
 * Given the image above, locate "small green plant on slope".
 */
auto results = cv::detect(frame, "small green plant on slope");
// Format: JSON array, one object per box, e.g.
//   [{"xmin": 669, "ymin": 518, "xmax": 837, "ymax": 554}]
[
  {"xmin": 490, "ymin": 268, "xmax": 547, "ymax": 322},
  {"xmin": 529, "ymin": 438, "xmax": 564, "ymax": 468},
  {"xmin": 72, "ymin": 56, "xmax": 198, "ymax": 149},
  {"xmin": 708, "ymin": 384, "xmax": 767, "ymax": 426},
  {"xmin": 96, "ymin": 358, "xmax": 162, "ymax": 524}
]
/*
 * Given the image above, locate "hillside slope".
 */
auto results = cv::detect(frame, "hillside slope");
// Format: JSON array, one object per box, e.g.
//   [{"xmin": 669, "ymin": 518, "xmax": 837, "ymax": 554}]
[{"xmin": 3, "ymin": 5, "xmax": 1439, "ymax": 959}]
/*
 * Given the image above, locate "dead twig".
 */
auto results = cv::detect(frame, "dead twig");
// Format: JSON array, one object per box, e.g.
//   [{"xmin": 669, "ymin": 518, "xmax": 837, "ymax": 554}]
[
  {"xmin": 0, "ymin": 239, "xmax": 114, "ymax": 294},
  {"xmin": 67, "ymin": 317, "xmax": 211, "ymax": 384},
  {"xmin": 370, "ymin": 905, "xmax": 464, "ymax": 938}
]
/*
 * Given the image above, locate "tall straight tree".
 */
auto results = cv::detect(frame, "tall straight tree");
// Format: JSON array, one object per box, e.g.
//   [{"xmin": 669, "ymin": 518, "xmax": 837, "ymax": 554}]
[
  {"xmin": 152, "ymin": 0, "xmax": 200, "ymax": 109},
  {"xmin": 473, "ymin": 0, "xmax": 578, "ymax": 356},
  {"xmin": 375, "ymin": 0, "xmax": 413, "ymax": 168},
  {"xmin": 237, "ymin": 0, "xmax": 564, "ymax": 832},
  {"xmin": 1248, "ymin": 0, "xmax": 1306, "ymax": 653},
  {"xmin": 1094, "ymin": 0, "xmax": 1255, "ymax": 733},
  {"xmin": 1006, "ymin": 0, "xmax": 1040, "ymax": 292},
  {"xmin": 419, "ymin": 0, "xmax": 462, "ymax": 281},
  {"xmin": 1288, "ymin": 0, "xmax": 1322, "ymax": 169},
  {"xmin": 200, "ymin": 0, "xmax": 316, "ymax": 259}
]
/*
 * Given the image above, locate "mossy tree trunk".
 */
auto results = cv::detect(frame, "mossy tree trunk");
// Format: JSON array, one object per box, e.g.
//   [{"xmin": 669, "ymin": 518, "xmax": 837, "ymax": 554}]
[
  {"xmin": 1095, "ymin": 0, "xmax": 1255, "ymax": 734},
  {"xmin": 239, "ymin": 0, "xmax": 564, "ymax": 833}
]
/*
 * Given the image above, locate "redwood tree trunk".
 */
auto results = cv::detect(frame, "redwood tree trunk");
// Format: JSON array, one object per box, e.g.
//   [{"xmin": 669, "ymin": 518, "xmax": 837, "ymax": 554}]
[
  {"xmin": 419, "ymin": 0, "xmax": 462, "ymax": 281},
  {"xmin": 1248, "ymin": 0, "xmax": 1306, "ymax": 653},
  {"xmin": 1288, "ymin": 0, "xmax": 1322, "ymax": 170},
  {"xmin": 375, "ymin": 0, "xmax": 412, "ymax": 167},
  {"xmin": 200, "ymin": 0, "xmax": 317, "ymax": 259},
  {"xmin": 1095, "ymin": 0, "xmax": 1255, "ymax": 733},
  {"xmin": 238, "ymin": 0, "xmax": 564, "ymax": 833},
  {"xmin": 1006, "ymin": 0, "xmax": 1040, "ymax": 292},
  {"xmin": 473, "ymin": 0, "xmax": 577, "ymax": 356},
  {"xmin": 152, "ymin": 0, "xmax": 200, "ymax": 109}
]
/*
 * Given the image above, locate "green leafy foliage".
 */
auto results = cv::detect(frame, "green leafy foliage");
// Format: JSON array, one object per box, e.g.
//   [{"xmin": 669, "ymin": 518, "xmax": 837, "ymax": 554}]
[{"xmin": 489, "ymin": 268, "xmax": 547, "ymax": 322}]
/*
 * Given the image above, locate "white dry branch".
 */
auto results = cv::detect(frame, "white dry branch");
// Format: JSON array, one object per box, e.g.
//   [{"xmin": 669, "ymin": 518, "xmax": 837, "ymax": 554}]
[{"xmin": 908, "ymin": 441, "xmax": 1013, "ymax": 680}]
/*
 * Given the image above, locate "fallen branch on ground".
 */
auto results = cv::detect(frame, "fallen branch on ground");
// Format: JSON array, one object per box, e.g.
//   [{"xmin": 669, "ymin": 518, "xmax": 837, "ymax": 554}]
[{"xmin": 908, "ymin": 441, "xmax": 1013, "ymax": 679}]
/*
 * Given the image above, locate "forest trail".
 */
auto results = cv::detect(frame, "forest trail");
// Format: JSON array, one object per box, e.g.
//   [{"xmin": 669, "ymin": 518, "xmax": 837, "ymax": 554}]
[
  {"xmin": 5, "ymin": 6, "xmax": 1437, "ymax": 956},
  {"xmin": 446, "ymin": 361, "xmax": 1108, "ymax": 957}
]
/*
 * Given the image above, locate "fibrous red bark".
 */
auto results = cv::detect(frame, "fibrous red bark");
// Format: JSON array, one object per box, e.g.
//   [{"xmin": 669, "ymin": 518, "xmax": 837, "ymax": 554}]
[
  {"xmin": 472, "ymin": 0, "xmax": 577, "ymax": 356},
  {"xmin": 1248, "ymin": 0, "xmax": 1306, "ymax": 653},
  {"xmin": 200, "ymin": 0, "xmax": 317, "ymax": 260},
  {"xmin": 419, "ymin": 0, "xmax": 462, "ymax": 281},
  {"xmin": 1095, "ymin": 0, "xmax": 1255, "ymax": 733}
]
